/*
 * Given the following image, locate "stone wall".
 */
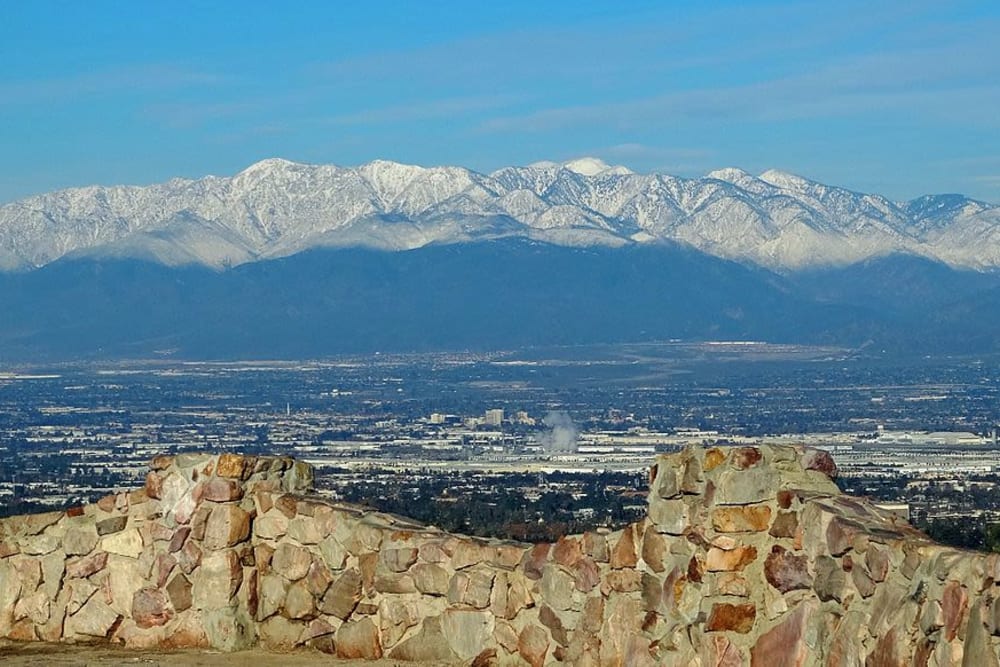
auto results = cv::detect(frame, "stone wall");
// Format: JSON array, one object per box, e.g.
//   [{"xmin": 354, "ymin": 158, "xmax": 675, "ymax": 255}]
[{"xmin": 1, "ymin": 446, "xmax": 1000, "ymax": 665}]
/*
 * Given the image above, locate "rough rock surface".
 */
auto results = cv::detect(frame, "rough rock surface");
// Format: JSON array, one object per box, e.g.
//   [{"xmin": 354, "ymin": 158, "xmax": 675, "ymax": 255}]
[{"xmin": 1, "ymin": 447, "xmax": 998, "ymax": 665}]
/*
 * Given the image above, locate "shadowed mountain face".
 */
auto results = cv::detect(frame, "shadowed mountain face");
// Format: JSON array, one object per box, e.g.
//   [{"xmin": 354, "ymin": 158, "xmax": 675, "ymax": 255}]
[{"xmin": 0, "ymin": 240, "xmax": 998, "ymax": 361}]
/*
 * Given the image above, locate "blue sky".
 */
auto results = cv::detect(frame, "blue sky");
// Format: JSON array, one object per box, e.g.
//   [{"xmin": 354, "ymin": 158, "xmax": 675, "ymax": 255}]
[{"xmin": 1, "ymin": 0, "xmax": 998, "ymax": 203}]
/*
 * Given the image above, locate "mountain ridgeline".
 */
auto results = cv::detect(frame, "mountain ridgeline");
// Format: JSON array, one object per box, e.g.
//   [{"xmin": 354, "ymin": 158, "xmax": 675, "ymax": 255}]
[{"xmin": 1, "ymin": 158, "xmax": 999, "ymax": 360}]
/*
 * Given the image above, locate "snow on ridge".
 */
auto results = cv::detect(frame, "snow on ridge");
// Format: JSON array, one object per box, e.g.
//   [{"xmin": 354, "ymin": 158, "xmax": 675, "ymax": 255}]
[
  {"xmin": 561, "ymin": 157, "xmax": 634, "ymax": 176},
  {"xmin": 0, "ymin": 157, "xmax": 997, "ymax": 273}
]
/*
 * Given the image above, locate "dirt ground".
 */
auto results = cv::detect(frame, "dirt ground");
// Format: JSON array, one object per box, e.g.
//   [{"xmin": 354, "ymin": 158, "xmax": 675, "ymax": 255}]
[{"xmin": 0, "ymin": 640, "xmax": 447, "ymax": 666}]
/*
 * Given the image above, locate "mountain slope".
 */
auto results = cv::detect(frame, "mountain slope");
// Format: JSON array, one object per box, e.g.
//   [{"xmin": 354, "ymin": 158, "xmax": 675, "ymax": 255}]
[
  {"xmin": 0, "ymin": 241, "xmax": 874, "ymax": 361},
  {"xmin": 1, "ymin": 158, "xmax": 997, "ymax": 272}
]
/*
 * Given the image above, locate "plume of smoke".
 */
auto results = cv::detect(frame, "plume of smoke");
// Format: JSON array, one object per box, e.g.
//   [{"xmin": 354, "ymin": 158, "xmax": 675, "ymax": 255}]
[{"xmin": 537, "ymin": 411, "xmax": 579, "ymax": 453}]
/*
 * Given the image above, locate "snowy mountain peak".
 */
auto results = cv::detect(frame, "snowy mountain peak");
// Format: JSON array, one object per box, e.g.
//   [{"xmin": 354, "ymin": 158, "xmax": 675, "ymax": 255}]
[
  {"xmin": 561, "ymin": 157, "xmax": 633, "ymax": 176},
  {"xmin": 758, "ymin": 169, "xmax": 813, "ymax": 191},
  {"xmin": 238, "ymin": 157, "xmax": 304, "ymax": 175},
  {"xmin": 705, "ymin": 167, "xmax": 761, "ymax": 188},
  {"xmin": 0, "ymin": 157, "xmax": 997, "ymax": 273}
]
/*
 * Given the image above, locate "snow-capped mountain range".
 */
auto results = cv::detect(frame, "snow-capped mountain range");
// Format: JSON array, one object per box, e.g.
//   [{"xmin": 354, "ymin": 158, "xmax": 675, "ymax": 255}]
[{"xmin": 1, "ymin": 157, "xmax": 998, "ymax": 272}]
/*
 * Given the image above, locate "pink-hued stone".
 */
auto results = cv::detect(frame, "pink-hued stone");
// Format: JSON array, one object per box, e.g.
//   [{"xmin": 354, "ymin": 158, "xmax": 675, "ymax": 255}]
[
  {"xmin": 573, "ymin": 556, "xmax": 601, "ymax": 592},
  {"xmin": 145, "ymin": 472, "xmax": 164, "ymax": 499},
  {"xmin": 867, "ymin": 627, "xmax": 904, "ymax": 667},
  {"xmin": 750, "ymin": 601, "xmax": 814, "ymax": 667},
  {"xmin": 168, "ymin": 526, "xmax": 191, "ymax": 553},
  {"xmin": 802, "ymin": 448, "xmax": 838, "ymax": 478},
  {"xmin": 866, "ymin": 545, "xmax": 890, "ymax": 582},
  {"xmin": 155, "ymin": 552, "xmax": 177, "ymax": 588},
  {"xmin": 942, "ymin": 580, "xmax": 968, "ymax": 642},
  {"xmin": 518, "ymin": 625, "xmax": 549, "ymax": 667},
  {"xmin": 826, "ymin": 517, "xmax": 863, "ymax": 557},
  {"xmin": 769, "ymin": 510, "xmax": 799, "ymax": 539},
  {"xmin": 764, "ymin": 546, "xmax": 812, "ymax": 593},
  {"xmin": 177, "ymin": 540, "xmax": 202, "ymax": 574},
  {"xmin": 197, "ymin": 478, "xmax": 245, "ymax": 502},
  {"xmin": 702, "ymin": 634, "xmax": 744, "ymax": 667},
  {"xmin": 131, "ymin": 588, "xmax": 173, "ymax": 628},
  {"xmin": 552, "ymin": 536, "xmax": 582, "ymax": 567},
  {"xmin": 522, "ymin": 543, "xmax": 551, "ymax": 580},
  {"xmin": 66, "ymin": 551, "xmax": 108, "ymax": 578},
  {"xmin": 731, "ymin": 447, "xmax": 762, "ymax": 469}
]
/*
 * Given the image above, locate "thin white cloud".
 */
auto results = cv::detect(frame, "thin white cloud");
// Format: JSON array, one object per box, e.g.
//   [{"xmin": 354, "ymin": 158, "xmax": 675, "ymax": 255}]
[
  {"xmin": 322, "ymin": 94, "xmax": 528, "ymax": 126},
  {"xmin": 475, "ymin": 45, "xmax": 1000, "ymax": 134},
  {"xmin": 0, "ymin": 65, "xmax": 221, "ymax": 107}
]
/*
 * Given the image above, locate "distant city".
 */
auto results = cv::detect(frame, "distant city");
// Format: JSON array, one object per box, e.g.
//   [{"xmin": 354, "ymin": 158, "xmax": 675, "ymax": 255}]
[{"xmin": 3, "ymin": 343, "xmax": 1000, "ymax": 547}]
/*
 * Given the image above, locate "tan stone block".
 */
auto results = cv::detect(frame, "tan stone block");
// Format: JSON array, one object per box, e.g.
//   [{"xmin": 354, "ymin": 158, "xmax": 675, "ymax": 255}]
[
  {"xmin": 706, "ymin": 545, "xmax": 757, "ymax": 572},
  {"xmin": 380, "ymin": 546, "xmax": 418, "ymax": 573},
  {"xmin": 441, "ymin": 609, "xmax": 496, "ymax": 660},
  {"xmin": 192, "ymin": 549, "xmax": 242, "ymax": 611},
  {"xmin": 704, "ymin": 447, "xmax": 726, "ymax": 471},
  {"xmin": 13, "ymin": 590, "xmax": 49, "ymax": 625},
  {"xmin": 493, "ymin": 618, "xmax": 518, "ymax": 654},
  {"xmin": 259, "ymin": 615, "xmax": 305, "ymax": 651},
  {"xmin": 377, "ymin": 596, "xmax": 419, "ymax": 648},
  {"xmin": 270, "ymin": 542, "xmax": 311, "ymax": 581},
  {"xmin": 582, "ymin": 531, "xmax": 609, "ymax": 563},
  {"xmin": 641, "ymin": 526, "xmax": 666, "ymax": 572},
  {"xmin": 335, "ymin": 617, "xmax": 382, "ymax": 659},
  {"xmin": 202, "ymin": 504, "xmax": 251, "ymax": 551},
  {"xmin": 491, "ymin": 544, "xmax": 525, "ymax": 570},
  {"xmin": 610, "ymin": 524, "xmax": 638, "ymax": 568},
  {"xmin": 448, "ymin": 567, "xmax": 494, "ymax": 609},
  {"xmin": 603, "ymin": 569, "xmax": 642, "ymax": 593},
  {"xmin": 286, "ymin": 516, "xmax": 323, "ymax": 545},
  {"xmin": 215, "ymin": 453, "xmax": 253, "ymax": 479},
  {"xmin": 318, "ymin": 568, "xmax": 362, "ymax": 620},
  {"xmin": 713, "ymin": 505, "xmax": 772, "ymax": 533},
  {"xmin": 412, "ymin": 562, "xmax": 450, "ymax": 596},
  {"xmin": 648, "ymin": 498, "xmax": 689, "ymax": 534},
  {"xmin": 66, "ymin": 595, "xmax": 120, "ymax": 638},
  {"xmin": 712, "ymin": 571, "xmax": 750, "ymax": 597},
  {"xmin": 283, "ymin": 578, "xmax": 316, "ymax": 620}
]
